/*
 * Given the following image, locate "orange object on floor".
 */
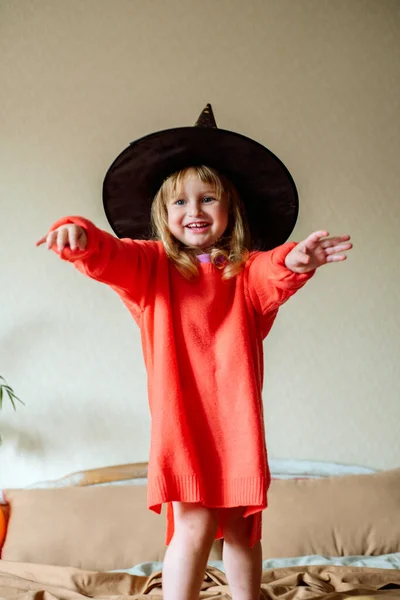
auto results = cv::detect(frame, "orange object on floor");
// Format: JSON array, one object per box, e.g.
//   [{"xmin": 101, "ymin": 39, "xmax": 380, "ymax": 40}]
[{"xmin": 0, "ymin": 507, "xmax": 6, "ymax": 549}]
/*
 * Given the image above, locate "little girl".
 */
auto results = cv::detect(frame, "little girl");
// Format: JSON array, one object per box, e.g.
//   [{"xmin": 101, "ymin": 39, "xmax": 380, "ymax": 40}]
[{"xmin": 37, "ymin": 106, "xmax": 352, "ymax": 600}]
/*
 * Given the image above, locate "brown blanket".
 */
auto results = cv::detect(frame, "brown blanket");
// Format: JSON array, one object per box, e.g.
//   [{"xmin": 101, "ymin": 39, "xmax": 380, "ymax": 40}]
[{"xmin": 0, "ymin": 561, "xmax": 399, "ymax": 599}]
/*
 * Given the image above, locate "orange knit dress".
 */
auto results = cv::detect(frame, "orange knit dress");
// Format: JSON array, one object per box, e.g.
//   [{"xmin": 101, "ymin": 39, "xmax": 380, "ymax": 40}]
[{"xmin": 50, "ymin": 216, "xmax": 315, "ymax": 546}]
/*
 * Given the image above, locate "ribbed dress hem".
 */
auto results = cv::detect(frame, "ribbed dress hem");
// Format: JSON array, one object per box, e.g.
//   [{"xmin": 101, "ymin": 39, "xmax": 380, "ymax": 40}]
[{"xmin": 147, "ymin": 475, "xmax": 269, "ymax": 547}]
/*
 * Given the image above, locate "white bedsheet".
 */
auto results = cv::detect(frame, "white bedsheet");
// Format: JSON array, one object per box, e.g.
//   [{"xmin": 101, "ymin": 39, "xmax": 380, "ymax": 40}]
[
  {"xmin": 268, "ymin": 458, "xmax": 376, "ymax": 479},
  {"xmin": 113, "ymin": 553, "xmax": 400, "ymax": 575}
]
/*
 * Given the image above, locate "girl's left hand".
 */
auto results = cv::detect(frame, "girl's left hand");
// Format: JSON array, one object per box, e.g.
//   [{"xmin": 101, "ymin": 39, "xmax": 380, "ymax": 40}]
[{"xmin": 284, "ymin": 231, "xmax": 353, "ymax": 274}]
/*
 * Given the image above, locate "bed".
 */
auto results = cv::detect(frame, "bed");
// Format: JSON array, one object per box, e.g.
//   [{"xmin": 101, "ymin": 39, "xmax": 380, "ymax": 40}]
[{"xmin": 1, "ymin": 460, "xmax": 399, "ymax": 599}]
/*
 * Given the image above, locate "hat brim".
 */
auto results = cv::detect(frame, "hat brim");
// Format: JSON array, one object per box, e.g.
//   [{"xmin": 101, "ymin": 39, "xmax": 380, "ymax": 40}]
[{"xmin": 103, "ymin": 127, "xmax": 298, "ymax": 250}]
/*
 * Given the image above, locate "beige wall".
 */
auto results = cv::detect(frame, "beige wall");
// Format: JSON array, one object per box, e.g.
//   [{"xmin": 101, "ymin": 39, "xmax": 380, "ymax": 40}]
[{"xmin": 1, "ymin": 0, "xmax": 399, "ymax": 487}]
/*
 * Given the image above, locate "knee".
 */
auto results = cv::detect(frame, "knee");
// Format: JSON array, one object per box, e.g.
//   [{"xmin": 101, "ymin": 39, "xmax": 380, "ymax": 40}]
[
  {"xmin": 173, "ymin": 503, "xmax": 219, "ymax": 546},
  {"xmin": 221, "ymin": 508, "xmax": 252, "ymax": 545}
]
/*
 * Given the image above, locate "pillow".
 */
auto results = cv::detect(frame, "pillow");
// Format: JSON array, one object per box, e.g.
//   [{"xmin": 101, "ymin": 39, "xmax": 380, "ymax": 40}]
[
  {"xmin": 2, "ymin": 485, "xmax": 223, "ymax": 570},
  {"xmin": 25, "ymin": 462, "xmax": 149, "ymax": 489},
  {"xmin": 262, "ymin": 468, "xmax": 400, "ymax": 558}
]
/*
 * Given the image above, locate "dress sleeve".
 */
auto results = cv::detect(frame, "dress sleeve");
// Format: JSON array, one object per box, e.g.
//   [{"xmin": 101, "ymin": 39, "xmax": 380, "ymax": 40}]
[
  {"xmin": 48, "ymin": 216, "xmax": 158, "ymax": 310},
  {"xmin": 246, "ymin": 242, "xmax": 316, "ymax": 315}
]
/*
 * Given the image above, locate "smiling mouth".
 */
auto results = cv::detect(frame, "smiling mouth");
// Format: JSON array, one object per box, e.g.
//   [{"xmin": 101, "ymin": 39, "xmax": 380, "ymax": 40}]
[{"xmin": 186, "ymin": 222, "xmax": 211, "ymax": 230}]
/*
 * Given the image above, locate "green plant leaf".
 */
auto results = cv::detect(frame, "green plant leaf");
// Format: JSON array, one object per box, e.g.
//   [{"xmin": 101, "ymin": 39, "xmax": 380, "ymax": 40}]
[
  {"xmin": 0, "ymin": 377, "xmax": 24, "ymax": 443},
  {"xmin": 0, "ymin": 378, "xmax": 25, "ymax": 408},
  {"xmin": 10, "ymin": 392, "xmax": 24, "ymax": 406},
  {"xmin": 2, "ymin": 385, "xmax": 14, "ymax": 393},
  {"xmin": 7, "ymin": 391, "xmax": 16, "ymax": 411}
]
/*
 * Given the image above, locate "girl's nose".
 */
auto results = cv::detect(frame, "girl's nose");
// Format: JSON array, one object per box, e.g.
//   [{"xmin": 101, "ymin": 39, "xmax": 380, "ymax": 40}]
[{"xmin": 188, "ymin": 202, "xmax": 203, "ymax": 217}]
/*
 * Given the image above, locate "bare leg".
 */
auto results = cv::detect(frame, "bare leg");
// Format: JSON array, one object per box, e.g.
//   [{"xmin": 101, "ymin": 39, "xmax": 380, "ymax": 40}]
[
  {"xmin": 162, "ymin": 502, "xmax": 219, "ymax": 600},
  {"xmin": 222, "ymin": 508, "xmax": 262, "ymax": 600}
]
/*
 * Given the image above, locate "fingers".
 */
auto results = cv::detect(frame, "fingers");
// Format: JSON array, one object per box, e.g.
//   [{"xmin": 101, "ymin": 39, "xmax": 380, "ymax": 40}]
[
  {"xmin": 36, "ymin": 225, "xmax": 86, "ymax": 252},
  {"xmin": 303, "ymin": 231, "xmax": 330, "ymax": 250},
  {"xmin": 309, "ymin": 230, "xmax": 330, "ymax": 240},
  {"xmin": 37, "ymin": 229, "xmax": 59, "ymax": 250},
  {"xmin": 325, "ymin": 239, "xmax": 352, "ymax": 264},
  {"xmin": 57, "ymin": 227, "xmax": 69, "ymax": 251},
  {"xmin": 325, "ymin": 242, "xmax": 353, "ymax": 255},
  {"xmin": 67, "ymin": 227, "xmax": 79, "ymax": 251},
  {"xmin": 306, "ymin": 232, "xmax": 351, "ymax": 246},
  {"xmin": 304, "ymin": 232, "xmax": 352, "ymax": 256},
  {"xmin": 320, "ymin": 235, "xmax": 351, "ymax": 249},
  {"xmin": 326, "ymin": 254, "xmax": 348, "ymax": 263},
  {"xmin": 36, "ymin": 230, "xmax": 59, "ymax": 250},
  {"xmin": 35, "ymin": 235, "xmax": 47, "ymax": 247}
]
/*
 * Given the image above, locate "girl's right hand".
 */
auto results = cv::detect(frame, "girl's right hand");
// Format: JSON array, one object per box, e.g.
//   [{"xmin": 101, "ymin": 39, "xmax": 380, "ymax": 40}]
[{"xmin": 36, "ymin": 224, "xmax": 88, "ymax": 252}]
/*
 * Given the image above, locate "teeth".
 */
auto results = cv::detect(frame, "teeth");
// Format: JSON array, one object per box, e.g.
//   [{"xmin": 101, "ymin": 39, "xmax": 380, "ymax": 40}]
[{"xmin": 187, "ymin": 223, "xmax": 209, "ymax": 228}]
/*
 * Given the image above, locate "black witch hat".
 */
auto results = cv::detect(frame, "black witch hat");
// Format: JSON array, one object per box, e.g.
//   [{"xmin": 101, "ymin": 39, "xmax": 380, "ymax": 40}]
[{"xmin": 103, "ymin": 104, "xmax": 298, "ymax": 250}]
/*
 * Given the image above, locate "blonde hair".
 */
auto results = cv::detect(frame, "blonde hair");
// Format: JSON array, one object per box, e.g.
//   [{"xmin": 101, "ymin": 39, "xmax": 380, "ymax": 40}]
[{"xmin": 151, "ymin": 165, "xmax": 250, "ymax": 280}]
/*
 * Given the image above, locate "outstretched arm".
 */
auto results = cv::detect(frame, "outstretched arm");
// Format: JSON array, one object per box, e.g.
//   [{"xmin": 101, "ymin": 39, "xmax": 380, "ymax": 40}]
[
  {"xmin": 247, "ymin": 232, "xmax": 352, "ymax": 316},
  {"xmin": 36, "ymin": 216, "xmax": 159, "ymax": 309}
]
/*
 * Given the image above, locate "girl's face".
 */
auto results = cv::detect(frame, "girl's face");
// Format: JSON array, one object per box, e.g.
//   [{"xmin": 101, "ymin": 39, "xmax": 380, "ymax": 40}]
[{"xmin": 167, "ymin": 173, "xmax": 229, "ymax": 250}]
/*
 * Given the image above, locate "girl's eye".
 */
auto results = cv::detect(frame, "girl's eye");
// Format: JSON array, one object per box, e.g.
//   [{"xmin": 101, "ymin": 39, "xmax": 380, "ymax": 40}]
[
  {"xmin": 175, "ymin": 199, "xmax": 186, "ymax": 206},
  {"xmin": 202, "ymin": 197, "xmax": 215, "ymax": 203}
]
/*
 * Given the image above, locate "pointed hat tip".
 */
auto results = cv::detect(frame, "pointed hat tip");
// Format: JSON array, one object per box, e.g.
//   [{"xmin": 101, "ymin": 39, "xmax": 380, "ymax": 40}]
[{"xmin": 195, "ymin": 103, "xmax": 217, "ymax": 128}]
